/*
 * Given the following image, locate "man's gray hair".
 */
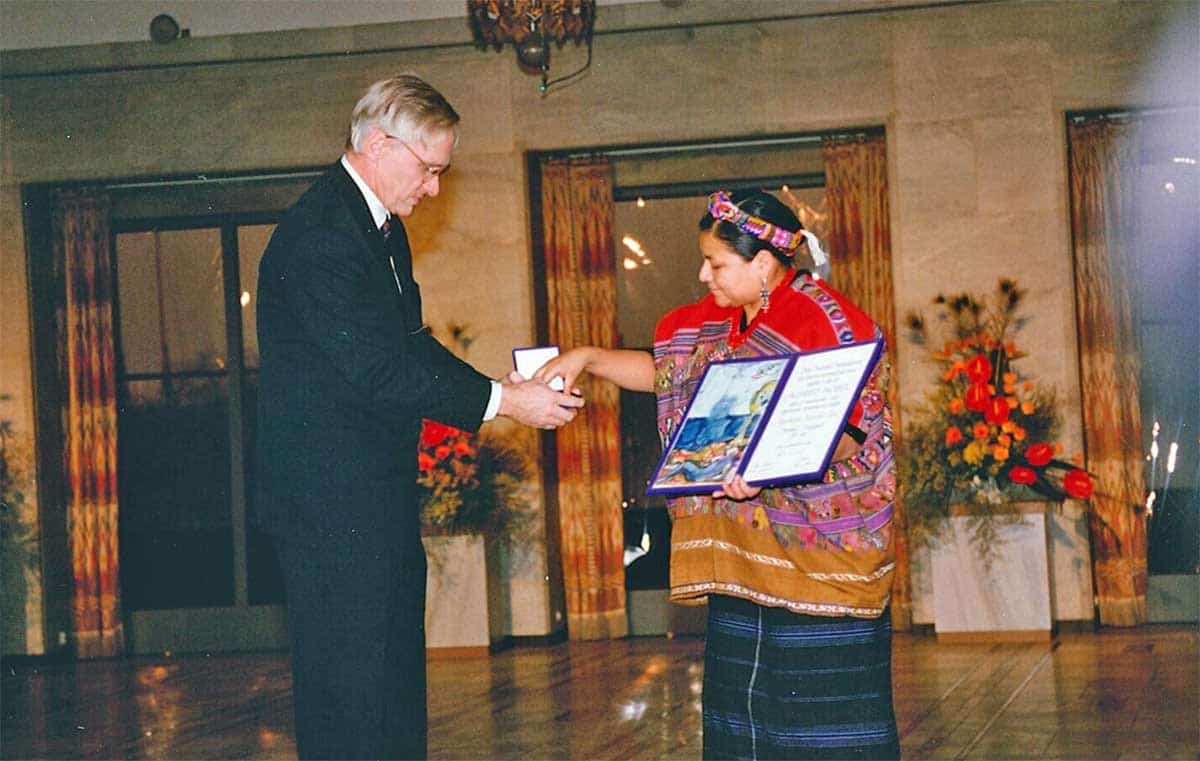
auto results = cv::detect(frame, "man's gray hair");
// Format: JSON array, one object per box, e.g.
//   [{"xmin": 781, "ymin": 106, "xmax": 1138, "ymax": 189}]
[{"xmin": 348, "ymin": 74, "xmax": 460, "ymax": 151}]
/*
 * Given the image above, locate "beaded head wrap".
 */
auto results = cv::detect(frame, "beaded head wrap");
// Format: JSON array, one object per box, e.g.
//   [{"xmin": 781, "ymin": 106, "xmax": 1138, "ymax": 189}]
[{"xmin": 706, "ymin": 190, "xmax": 828, "ymax": 271}]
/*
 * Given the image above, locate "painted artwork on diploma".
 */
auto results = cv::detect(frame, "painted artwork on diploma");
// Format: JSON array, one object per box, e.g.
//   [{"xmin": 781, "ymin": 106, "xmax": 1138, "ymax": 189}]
[{"xmin": 646, "ymin": 338, "xmax": 882, "ymax": 496}]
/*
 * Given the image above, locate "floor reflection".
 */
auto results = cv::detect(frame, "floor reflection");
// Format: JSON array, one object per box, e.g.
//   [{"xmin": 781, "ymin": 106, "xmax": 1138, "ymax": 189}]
[{"xmin": 2, "ymin": 627, "xmax": 1196, "ymax": 760}]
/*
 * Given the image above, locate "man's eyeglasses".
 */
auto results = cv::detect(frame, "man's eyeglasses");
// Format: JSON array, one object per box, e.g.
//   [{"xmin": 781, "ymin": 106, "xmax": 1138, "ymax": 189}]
[{"xmin": 388, "ymin": 137, "xmax": 449, "ymax": 179}]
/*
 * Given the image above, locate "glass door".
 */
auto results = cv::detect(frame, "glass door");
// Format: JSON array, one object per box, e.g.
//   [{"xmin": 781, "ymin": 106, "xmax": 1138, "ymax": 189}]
[
  {"xmin": 114, "ymin": 218, "xmax": 286, "ymax": 653},
  {"xmin": 1136, "ymin": 115, "xmax": 1200, "ymax": 614}
]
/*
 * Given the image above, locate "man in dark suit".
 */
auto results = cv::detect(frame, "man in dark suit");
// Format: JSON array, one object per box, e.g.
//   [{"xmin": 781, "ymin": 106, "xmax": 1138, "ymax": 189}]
[{"xmin": 253, "ymin": 74, "xmax": 581, "ymax": 761}]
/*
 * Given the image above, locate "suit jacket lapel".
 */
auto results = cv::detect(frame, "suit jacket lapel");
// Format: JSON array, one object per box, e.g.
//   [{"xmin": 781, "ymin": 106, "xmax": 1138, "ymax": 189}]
[
  {"xmin": 330, "ymin": 162, "xmax": 391, "ymax": 262},
  {"xmin": 328, "ymin": 161, "xmax": 424, "ymax": 330},
  {"xmin": 387, "ymin": 223, "xmax": 424, "ymax": 331}
]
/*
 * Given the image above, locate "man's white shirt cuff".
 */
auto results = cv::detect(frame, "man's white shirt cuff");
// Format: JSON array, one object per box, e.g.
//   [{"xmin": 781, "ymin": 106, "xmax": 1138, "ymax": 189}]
[{"xmin": 483, "ymin": 380, "xmax": 502, "ymax": 422}]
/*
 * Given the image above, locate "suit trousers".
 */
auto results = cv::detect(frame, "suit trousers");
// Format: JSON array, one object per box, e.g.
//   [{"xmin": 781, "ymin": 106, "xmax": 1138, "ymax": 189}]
[{"xmin": 275, "ymin": 525, "xmax": 429, "ymax": 760}]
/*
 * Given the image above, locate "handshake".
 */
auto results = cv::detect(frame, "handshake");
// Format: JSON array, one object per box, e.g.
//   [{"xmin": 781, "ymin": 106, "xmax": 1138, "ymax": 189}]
[{"xmin": 496, "ymin": 346, "xmax": 583, "ymax": 430}]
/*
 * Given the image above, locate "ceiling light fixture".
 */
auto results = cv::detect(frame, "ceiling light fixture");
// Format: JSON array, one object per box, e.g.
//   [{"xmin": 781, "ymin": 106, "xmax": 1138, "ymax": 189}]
[{"xmin": 467, "ymin": 0, "xmax": 596, "ymax": 95}]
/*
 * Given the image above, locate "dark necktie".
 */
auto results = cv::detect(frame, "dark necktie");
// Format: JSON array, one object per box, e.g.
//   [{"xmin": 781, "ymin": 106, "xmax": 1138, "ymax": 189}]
[{"xmin": 381, "ymin": 216, "xmax": 403, "ymax": 294}]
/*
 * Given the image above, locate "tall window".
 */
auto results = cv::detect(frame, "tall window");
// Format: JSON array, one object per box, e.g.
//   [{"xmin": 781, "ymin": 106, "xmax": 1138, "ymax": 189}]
[
  {"xmin": 1135, "ymin": 116, "xmax": 1200, "ymax": 577},
  {"xmin": 113, "ymin": 216, "xmax": 281, "ymax": 612}
]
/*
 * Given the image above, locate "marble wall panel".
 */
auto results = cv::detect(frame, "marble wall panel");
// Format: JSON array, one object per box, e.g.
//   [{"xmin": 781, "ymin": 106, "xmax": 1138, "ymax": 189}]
[
  {"xmin": 891, "ymin": 7, "xmax": 1056, "ymax": 124},
  {"xmin": 1047, "ymin": 0, "xmax": 1189, "ymax": 107},
  {"xmin": 891, "ymin": 119, "xmax": 978, "ymax": 220},
  {"xmin": 755, "ymin": 15, "xmax": 894, "ymax": 130},
  {"xmin": 974, "ymin": 114, "xmax": 1061, "ymax": 217},
  {"xmin": 510, "ymin": 26, "xmax": 776, "ymax": 150},
  {"xmin": 406, "ymin": 153, "xmax": 531, "ymax": 377}
]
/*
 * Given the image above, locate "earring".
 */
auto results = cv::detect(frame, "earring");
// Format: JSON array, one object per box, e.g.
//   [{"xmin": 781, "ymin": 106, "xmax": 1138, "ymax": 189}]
[{"xmin": 760, "ymin": 277, "xmax": 770, "ymax": 313}]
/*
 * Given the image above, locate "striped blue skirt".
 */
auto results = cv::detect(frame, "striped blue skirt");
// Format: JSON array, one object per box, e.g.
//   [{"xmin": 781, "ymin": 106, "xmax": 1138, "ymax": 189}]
[{"xmin": 703, "ymin": 596, "xmax": 899, "ymax": 760}]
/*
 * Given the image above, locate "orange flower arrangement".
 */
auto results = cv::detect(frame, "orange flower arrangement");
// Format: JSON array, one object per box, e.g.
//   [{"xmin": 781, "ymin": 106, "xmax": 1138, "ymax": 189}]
[{"xmin": 899, "ymin": 280, "xmax": 1094, "ymax": 550}]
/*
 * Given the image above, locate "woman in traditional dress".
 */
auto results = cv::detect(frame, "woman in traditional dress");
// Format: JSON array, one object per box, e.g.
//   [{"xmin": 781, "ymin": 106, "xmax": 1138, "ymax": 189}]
[{"xmin": 536, "ymin": 189, "xmax": 899, "ymax": 760}]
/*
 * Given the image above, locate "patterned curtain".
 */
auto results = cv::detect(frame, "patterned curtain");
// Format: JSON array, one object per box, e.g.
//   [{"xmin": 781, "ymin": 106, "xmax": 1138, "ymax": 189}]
[
  {"xmin": 821, "ymin": 135, "xmax": 910, "ymax": 629},
  {"xmin": 51, "ymin": 192, "xmax": 125, "ymax": 657},
  {"xmin": 1067, "ymin": 118, "xmax": 1148, "ymax": 626},
  {"xmin": 540, "ymin": 157, "xmax": 628, "ymax": 640}
]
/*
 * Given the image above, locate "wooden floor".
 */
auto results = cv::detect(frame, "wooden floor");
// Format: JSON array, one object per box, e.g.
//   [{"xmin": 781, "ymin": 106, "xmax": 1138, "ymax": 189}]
[{"xmin": 3, "ymin": 626, "xmax": 1197, "ymax": 760}]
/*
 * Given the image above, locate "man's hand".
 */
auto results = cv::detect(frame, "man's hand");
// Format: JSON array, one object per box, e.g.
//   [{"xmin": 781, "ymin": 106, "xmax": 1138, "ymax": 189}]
[{"xmin": 497, "ymin": 374, "xmax": 585, "ymax": 429}]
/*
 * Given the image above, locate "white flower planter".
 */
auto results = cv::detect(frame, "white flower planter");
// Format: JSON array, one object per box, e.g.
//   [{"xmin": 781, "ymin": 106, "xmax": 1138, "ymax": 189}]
[
  {"xmin": 422, "ymin": 534, "xmax": 505, "ymax": 656},
  {"xmin": 931, "ymin": 502, "xmax": 1053, "ymax": 642}
]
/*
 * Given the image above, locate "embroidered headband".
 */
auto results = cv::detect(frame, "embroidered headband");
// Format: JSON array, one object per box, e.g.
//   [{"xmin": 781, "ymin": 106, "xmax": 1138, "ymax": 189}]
[{"xmin": 706, "ymin": 191, "xmax": 828, "ymax": 269}]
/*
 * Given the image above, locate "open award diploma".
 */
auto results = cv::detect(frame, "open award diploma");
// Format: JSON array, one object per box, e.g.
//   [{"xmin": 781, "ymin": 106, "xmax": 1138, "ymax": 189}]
[{"xmin": 645, "ymin": 338, "xmax": 882, "ymax": 496}]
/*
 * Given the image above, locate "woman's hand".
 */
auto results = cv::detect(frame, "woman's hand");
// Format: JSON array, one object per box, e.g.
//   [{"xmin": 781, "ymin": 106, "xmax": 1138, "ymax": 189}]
[
  {"xmin": 532, "ymin": 347, "xmax": 597, "ymax": 394},
  {"xmin": 534, "ymin": 347, "xmax": 654, "ymax": 393},
  {"xmin": 712, "ymin": 475, "xmax": 762, "ymax": 502}
]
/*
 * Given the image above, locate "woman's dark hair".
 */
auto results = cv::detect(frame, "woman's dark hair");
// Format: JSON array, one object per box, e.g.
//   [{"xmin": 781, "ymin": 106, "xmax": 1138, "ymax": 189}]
[{"xmin": 698, "ymin": 189, "xmax": 804, "ymax": 265}]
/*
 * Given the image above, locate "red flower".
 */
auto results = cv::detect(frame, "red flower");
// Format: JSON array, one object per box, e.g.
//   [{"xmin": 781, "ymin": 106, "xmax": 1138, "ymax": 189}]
[
  {"xmin": 966, "ymin": 353, "xmax": 992, "ymax": 384},
  {"xmin": 1008, "ymin": 465, "xmax": 1037, "ymax": 485},
  {"xmin": 945, "ymin": 426, "xmax": 963, "ymax": 446},
  {"xmin": 985, "ymin": 396, "xmax": 1010, "ymax": 425},
  {"xmin": 965, "ymin": 383, "xmax": 991, "ymax": 412},
  {"xmin": 417, "ymin": 453, "xmax": 436, "ymax": 472},
  {"xmin": 1063, "ymin": 469, "xmax": 1094, "ymax": 499},
  {"xmin": 435, "ymin": 445, "xmax": 451, "ymax": 460},
  {"xmin": 1025, "ymin": 442, "xmax": 1054, "ymax": 467},
  {"xmin": 420, "ymin": 420, "xmax": 458, "ymax": 448}
]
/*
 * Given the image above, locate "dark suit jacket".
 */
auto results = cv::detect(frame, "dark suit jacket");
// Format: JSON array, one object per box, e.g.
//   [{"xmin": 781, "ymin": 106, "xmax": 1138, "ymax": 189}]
[{"xmin": 253, "ymin": 162, "xmax": 492, "ymax": 540}]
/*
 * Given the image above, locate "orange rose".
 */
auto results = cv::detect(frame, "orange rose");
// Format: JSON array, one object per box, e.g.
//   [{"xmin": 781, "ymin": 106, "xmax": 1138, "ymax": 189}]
[
  {"xmin": 1020, "ymin": 400, "xmax": 1035, "ymax": 415},
  {"xmin": 973, "ymin": 422, "xmax": 991, "ymax": 440},
  {"xmin": 945, "ymin": 426, "xmax": 964, "ymax": 446},
  {"xmin": 949, "ymin": 398, "xmax": 965, "ymax": 414},
  {"xmin": 992, "ymin": 445, "xmax": 1010, "ymax": 462}
]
